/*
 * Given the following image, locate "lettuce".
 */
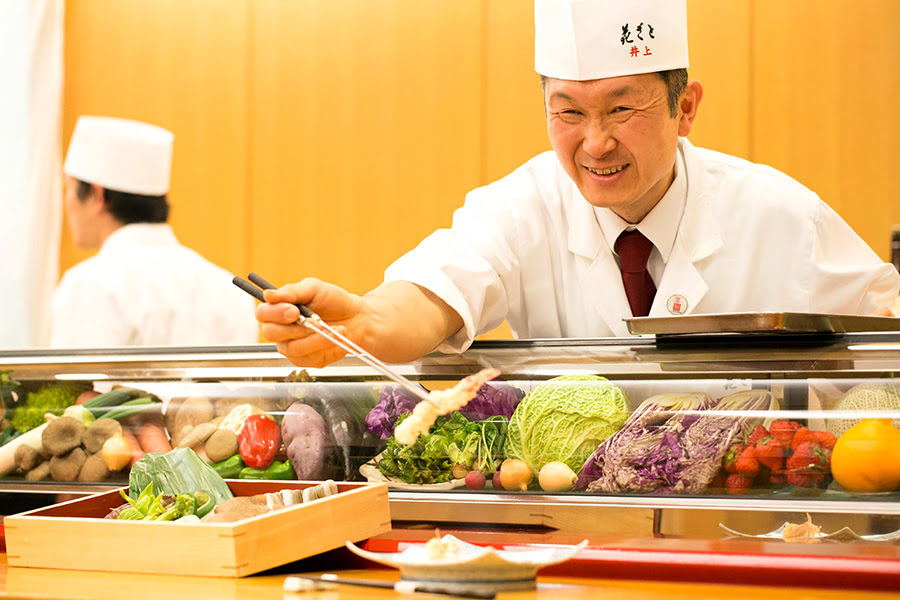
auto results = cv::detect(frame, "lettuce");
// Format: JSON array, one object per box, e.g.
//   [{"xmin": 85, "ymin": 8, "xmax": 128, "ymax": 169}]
[
  {"xmin": 377, "ymin": 412, "xmax": 508, "ymax": 484},
  {"xmin": 503, "ymin": 375, "xmax": 629, "ymax": 473}
]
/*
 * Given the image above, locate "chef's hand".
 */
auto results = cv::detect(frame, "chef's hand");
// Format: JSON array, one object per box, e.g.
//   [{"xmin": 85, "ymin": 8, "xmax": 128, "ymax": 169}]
[
  {"xmin": 256, "ymin": 279, "xmax": 463, "ymax": 368},
  {"xmin": 256, "ymin": 278, "xmax": 365, "ymax": 368}
]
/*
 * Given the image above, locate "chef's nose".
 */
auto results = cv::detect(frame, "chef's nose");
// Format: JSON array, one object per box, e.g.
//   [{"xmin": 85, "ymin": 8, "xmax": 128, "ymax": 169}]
[{"xmin": 582, "ymin": 120, "xmax": 616, "ymax": 157}]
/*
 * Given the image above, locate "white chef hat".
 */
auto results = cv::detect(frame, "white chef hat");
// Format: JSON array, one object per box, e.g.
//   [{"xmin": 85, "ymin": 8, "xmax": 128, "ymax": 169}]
[
  {"xmin": 64, "ymin": 116, "xmax": 174, "ymax": 196},
  {"xmin": 535, "ymin": 0, "xmax": 689, "ymax": 81}
]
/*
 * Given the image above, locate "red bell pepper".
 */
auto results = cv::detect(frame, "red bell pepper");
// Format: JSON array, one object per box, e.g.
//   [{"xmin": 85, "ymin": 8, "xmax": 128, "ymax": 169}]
[{"xmin": 238, "ymin": 414, "xmax": 281, "ymax": 469}]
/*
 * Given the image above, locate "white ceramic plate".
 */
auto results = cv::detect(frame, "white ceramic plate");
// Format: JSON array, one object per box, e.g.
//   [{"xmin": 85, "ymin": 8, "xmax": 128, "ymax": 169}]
[
  {"xmin": 719, "ymin": 523, "xmax": 900, "ymax": 543},
  {"xmin": 358, "ymin": 458, "xmax": 467, "ymax": 491},
  {"xmin": 346, "ymin": 535, "xmax": 588, "ymax": 591}
]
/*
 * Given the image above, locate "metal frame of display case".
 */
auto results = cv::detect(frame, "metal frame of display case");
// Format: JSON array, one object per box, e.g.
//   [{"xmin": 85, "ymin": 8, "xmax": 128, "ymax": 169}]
[{"xmin": 1, "ymin": 334, "xmax": 898, "ymax": 538}]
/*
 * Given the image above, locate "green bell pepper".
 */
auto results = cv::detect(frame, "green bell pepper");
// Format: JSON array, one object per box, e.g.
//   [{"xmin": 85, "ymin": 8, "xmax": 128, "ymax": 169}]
[
  {"xmin": 238, "ymin": 459, "xmax": 294, "ymax": 480},
  {"xmin": 194, "ymin": 491, "xmax": 216, "ymax": 518},
  {"xmin": 211, "ymin": 454, "xmax": 245, "ymax": 479}
]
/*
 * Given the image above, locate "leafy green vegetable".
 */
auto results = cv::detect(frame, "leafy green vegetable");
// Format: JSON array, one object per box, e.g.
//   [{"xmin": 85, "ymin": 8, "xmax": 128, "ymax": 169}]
[
  {"xmin": 118, "ymin": 483, "xmax": 207, "ymax": 521},
  {"xmin": 377, "ymin": 412, "xmax": 507, "ymax": 484},
  {"xmin": 504, "ymin": 375, "xmax": 629, "ymax": 473},
  {"xmin": 129, "ymin": 448, "xmax": 234, "ymax": 504},
  {"xmin": 10, "ymin": 383, "xmax": 87, "ymax": 432}
]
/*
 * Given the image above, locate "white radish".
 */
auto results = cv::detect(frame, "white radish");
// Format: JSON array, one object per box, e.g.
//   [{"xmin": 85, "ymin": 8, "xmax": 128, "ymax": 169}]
[{"xmin": 538, "ymin": 461, "xmax": 577, "ymax": 492}]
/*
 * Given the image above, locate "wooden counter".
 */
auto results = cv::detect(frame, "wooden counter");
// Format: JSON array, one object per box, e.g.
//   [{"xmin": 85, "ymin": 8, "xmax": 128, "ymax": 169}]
[{"xmin": 1, "ymin": 552, "xmax": 899, "ymax": 600}]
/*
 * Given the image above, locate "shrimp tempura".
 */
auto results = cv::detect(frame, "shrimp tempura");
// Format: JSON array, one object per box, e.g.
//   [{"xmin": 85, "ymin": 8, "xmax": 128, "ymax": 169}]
[{"xmin": 394, "ymin": 368, "xmax": 501, "ymax": 445}]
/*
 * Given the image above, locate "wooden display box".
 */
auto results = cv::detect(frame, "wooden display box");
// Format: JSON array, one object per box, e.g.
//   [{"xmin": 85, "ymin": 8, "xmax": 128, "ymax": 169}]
[{"xmin": 5, "ymin": 480, "xmax": 391, "ymax": 578}]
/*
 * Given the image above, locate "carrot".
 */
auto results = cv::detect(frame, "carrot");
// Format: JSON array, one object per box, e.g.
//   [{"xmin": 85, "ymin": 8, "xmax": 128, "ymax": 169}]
[
  {"xmin": 137, "ymin": 422, "xmax": 173, "ymax": 455},
  {"xmin": 121, "ymin": 427, "xmax": 145, "ymax": 467}
]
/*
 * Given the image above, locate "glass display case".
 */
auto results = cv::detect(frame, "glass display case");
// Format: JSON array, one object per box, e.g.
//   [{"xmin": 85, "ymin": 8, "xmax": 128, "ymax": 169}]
[{"xmin": 1, "ymin": 333, "xmax": 899, "ymax": 544}]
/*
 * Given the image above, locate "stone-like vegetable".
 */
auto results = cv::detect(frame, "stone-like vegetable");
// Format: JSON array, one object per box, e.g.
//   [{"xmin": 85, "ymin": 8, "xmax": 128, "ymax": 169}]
[
  {"xmin": 42, "ymin": 416, "xmax": 86, "ymax": 456},
  {"xmin": 83, "ymin": 418, "xmax": 121, "ymax": 454},
  {"xmin": 165, "ymin": 397, "xmax": 213, "ymax": 447},
  {"xmin": 78, "ymin": 453, "xmax": 110, "ymax": 482},
  {"xmin": 205, "ymin": 429, "xmax": 239, "ymax": 463},
  {"xmin": 14, "ymin": 444, "xmax": 43, "ymax": 472},
  {"xmin": 26, "ymin": 461, "xmax": 51, "ymax": 481},
  {"xmin": 177, "ymin": 422, "xmax": 217, "ymax": 449},
  {"xmin": 50, "ymin": 447, "xmax": 86, "ymax": 481}
]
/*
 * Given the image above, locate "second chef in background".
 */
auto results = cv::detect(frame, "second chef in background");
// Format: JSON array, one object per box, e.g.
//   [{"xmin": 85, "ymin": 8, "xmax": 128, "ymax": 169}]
[{"xmin": 51, "ymin": 116, "xmax": 258, "ymax": 348}]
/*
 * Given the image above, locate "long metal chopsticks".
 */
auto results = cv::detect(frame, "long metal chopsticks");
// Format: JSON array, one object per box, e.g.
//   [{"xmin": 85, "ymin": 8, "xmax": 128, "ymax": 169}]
[{"xmin": 233, "ymin": 273, "xmax": 436, "ymax": 406}]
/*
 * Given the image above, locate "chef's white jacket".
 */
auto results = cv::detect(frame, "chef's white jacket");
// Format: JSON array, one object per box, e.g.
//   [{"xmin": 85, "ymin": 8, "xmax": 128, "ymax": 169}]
[
  {"xmin": 385, "ymin": 139, "xmax": 900, "ymax": 352},
  {"xmin": 50, "ymin": 224, "xmax": 258, "ymax": 348}
]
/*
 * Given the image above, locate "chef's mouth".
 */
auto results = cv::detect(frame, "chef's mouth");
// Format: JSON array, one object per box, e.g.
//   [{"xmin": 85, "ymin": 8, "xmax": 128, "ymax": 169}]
[{"xmin": 584, "ymin": 164, "xmax": 629, "ymax": 176}]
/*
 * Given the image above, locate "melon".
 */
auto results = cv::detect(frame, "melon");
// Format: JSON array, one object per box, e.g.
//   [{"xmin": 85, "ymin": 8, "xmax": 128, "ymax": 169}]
[{"xmin": 826, "ymin": 383, "xmax": 900, "ymax": 438}]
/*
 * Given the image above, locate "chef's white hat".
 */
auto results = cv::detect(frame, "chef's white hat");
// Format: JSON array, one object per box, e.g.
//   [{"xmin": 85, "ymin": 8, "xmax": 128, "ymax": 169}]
[
  {"xmin": 64, "ymin": 116, "xmax": 174, "ymax": 196},
  {"xmin": 535, "ymin": 0, "xmax": 689, "ymax": 81}
]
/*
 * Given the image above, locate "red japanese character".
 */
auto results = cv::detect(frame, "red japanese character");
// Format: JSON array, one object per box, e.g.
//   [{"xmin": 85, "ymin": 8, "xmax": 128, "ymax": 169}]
[
  {"xmin": 630, "ymin": 46, "xmax": 640, "ymax": 57},
  {"xmin": 644, "ymin": 46, "xmax": 652, "ymax": 56}
]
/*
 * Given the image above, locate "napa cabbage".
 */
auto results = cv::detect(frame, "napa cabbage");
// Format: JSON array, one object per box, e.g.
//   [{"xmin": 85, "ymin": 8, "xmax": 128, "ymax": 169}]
[{"xmin": 503, "ymin": 375, "xmax": 629, "ymax": 473}]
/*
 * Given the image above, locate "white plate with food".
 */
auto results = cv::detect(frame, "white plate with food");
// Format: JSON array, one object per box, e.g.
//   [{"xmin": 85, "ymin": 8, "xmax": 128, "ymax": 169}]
[
  {"xmin": 346, "ymin": 533, "xmax": 588, "ymax": 591},
  {"xmin": 719, "ymin": 514, "xmax": 900, "ymax": 543},
  {"xmin": 358, "ymin": 457, "xmax": 466, "ymax": 491}
]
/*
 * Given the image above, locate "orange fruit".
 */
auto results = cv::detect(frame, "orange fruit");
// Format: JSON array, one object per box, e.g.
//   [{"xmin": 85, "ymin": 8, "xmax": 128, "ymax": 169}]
[{"xmin": 830, "ymin": 419, "xmax": 900, "ymax": 493}]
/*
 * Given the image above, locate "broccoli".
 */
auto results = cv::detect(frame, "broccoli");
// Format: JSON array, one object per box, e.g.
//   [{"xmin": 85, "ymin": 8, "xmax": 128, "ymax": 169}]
[{"xmin": 10, "ymin": 383, "xmax": 86, "ymax": 433}]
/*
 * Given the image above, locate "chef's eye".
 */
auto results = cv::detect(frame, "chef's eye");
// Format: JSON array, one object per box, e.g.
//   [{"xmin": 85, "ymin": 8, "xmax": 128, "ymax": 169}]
[
  {"xmin": 611, "ymin": 106, "xmax": 632, "ymax": 114},
  {"xmin": 559, "ymin": 109, "xmax": 581, "ymax": 116}
]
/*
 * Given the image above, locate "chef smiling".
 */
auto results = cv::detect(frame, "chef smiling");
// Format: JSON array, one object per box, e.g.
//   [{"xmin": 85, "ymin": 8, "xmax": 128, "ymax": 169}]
[{"xmin": 258, "ymin": 0, "xmax": 899, "ymax": 367}]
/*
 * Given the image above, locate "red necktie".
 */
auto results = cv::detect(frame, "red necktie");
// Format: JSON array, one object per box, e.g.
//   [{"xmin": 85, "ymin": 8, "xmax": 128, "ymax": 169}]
[{"xmin": 615, "ymin": 229, "xmax": 657, "ymax": 317}]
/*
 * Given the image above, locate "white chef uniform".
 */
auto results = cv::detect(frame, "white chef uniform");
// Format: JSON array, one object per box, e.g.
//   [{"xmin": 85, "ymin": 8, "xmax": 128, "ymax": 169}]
[
  {"xmin": 50, "ymin": 223, "xmax": 258, "ymax": 347},
  {"xmin": 382, "ymin": 0, "xmax": 899, "ymax": 352},
  {"xmin": 385, "ymin": 139, "xmax": 900, "ymax": 352}
]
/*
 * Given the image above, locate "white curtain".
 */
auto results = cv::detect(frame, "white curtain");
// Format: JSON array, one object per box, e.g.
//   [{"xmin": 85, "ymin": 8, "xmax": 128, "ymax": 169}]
[{"xmin": 0, "ymin": 0, "xmax": 64, "ymax": 348}]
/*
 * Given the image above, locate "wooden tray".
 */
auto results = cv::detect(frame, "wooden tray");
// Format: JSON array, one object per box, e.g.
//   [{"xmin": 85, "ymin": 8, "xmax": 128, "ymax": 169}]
[{"xmin": 4, "ymin": 480, "xmax": 390, "ymax": 578}]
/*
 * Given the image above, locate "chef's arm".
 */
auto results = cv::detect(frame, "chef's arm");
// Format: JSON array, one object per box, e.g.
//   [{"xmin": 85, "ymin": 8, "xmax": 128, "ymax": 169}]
[{"xmin": 257, "ymin": 279, "xmax": 463, "ymax": 368}]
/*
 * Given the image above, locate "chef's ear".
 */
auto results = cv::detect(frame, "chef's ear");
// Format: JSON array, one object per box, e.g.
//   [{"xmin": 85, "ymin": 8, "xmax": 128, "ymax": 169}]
[
  {"xmin": 87, "ymin": 183, "xmax": 106, "ymax": 212},
  {"xmin": 676, "ymin": 80, "xmax": 703, "ymax": 137}
]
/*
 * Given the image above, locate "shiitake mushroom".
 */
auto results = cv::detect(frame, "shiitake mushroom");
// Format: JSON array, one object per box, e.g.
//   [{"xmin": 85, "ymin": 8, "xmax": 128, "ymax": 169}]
[{"xmin": 42, "ymin": 416, "xmax": 86, "ymax": 456}]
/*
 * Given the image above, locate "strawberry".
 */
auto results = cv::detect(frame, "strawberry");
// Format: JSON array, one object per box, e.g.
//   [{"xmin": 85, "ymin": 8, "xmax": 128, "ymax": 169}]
[
  {"xmin": 723, "ymin": 444, "xmax": 745, "ymax": 474},
  {"xmin": 710, "ymin": 471, "xmax": 727, "ymax": 489},
  {"xmin": 791, "ymin": 427, "xmax": 817, "ymax": 452},
  {"xmin": 786, "ymin": 468, "xmax": 825, "ymax": 488},
  {"xmin": 785, "ymin": 442, "xmax": 831, "ymax": 488},
  {"xmin": 753, "ymin": 436, "xmax": 784, "ymax": 471},
  {"xmin": 735, "ymin": 447, "xmax": 760, "ymax": 478},
  {"xmin": 769, "ymin": 471, "xmax": 787, "ymax": 486},
  {"xmin": 726, "ymin": 473, "xmax": 754, "ymax": 495},
  {"xmin": 769, "ymin": 420, "xmax": 796, "ymax": 447},
  {"xmin": 786, "ymin": 442, "xmax": 831, "ymax": 471},
  {"xmin": 747, "ymin": 424, "xmax": 769, "ymax": 447},
  {"xmin": 812, "ymin": 430, "xmax": 837, "ymax": 451}
]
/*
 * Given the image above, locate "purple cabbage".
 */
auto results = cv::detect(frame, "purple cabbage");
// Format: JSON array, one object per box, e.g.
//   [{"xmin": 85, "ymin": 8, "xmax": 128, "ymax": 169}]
[
  {"xmin": 459, "ymin": 383, "xmax": 525, "ymax": 422},
  {"xmin": 577, "ymin": 390, "xmax": 772, "ymax": 494},
  {"xmin": 364, "ymin": 382, "xmax": 525, "ymax": 440},
  {"xmin": 365, "ymin": 384, "xmax": 425, "ymax": 440}
]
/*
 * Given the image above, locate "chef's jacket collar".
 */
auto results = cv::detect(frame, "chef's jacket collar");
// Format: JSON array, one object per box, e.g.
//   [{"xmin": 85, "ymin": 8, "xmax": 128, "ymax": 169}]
[
  {"xmin": 98, "ymin": 223, "xmax": 180, "ymax": 255},
  {"xmin": 593, "ymin": 147, "xmax": 686, "ymax": 264}
]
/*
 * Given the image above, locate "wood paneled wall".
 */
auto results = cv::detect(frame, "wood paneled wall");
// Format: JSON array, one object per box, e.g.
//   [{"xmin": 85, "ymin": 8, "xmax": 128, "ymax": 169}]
[{"xmin": 62, "ymin": 0, "xmax": 899, "ymax": 339}]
